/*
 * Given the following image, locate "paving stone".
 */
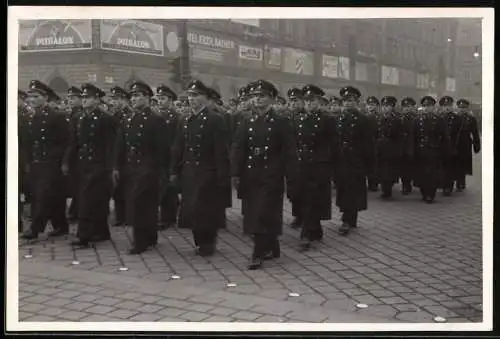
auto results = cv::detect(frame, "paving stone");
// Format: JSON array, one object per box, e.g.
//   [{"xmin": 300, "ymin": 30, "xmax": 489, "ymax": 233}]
[
  {"xmin": 22, "ymin": 295, "xmax": 52, "ymax": 304},
  {"xmin": 370, "ymin": 290, "xmax": 396, "ymax": 298},
  {"xmin": 51, "ymin": 309, "xmax": 87, "ymax": 321},
  {"xmin": 73, "ymin": 294, "xmax": 100, "ymax": 303},
  {"xmin": 81, "ymin": 314, "xmax": 118, "ymax": 322},
  {"xmin": 128, "ymin": 313, "xmax": 164, "ymax": 322},
  {"xmin": 114, "ymin": 300, "xmax": 145, "ymax": 310},
  {"xmin": 179, "ymin": 311, "xmax": 210, "ymax": 322},
  {"xmin": 55, "ymin": 290, "xmax": 83, "ymax": 299},
  {"xmin": 219, "ymin": 298, "xmax": 257, "ymax": 310},
  {"xmin": 155, "ymin": 298, "xmax": 192, "ymax": 309},
  {"xmin": 24, "ymin": 315, "xmax": 59, "ymax": 322},
  {"xmin": 358, "ymin": 305, "xmax": 397, "ymax": 318},
  {"xmin": 157, "ymin": 308, "xmax": 187, "ymax": 318},
  {"xmin": 18, "ymin": 311, "xmax": 35, "ymax": 321},
  {"xmin": 393, "ymin": 303, "xmax": 421, "ymax": 312},
  {"xmin": 85, "ymin": 305, "xmax": 117, "ymax": 315},
  {"xmin": 255, "ymin": 315, "xmax": 287, "ymax": 322},
  {"xmin": 158, "ymin": 317, "xmax": 185, "ymax": 322},
  {"xmin": 208, "ymin": 307, "xmax": 238, "ymax": 317},
  {"xmin": 231, "ymin": 310, "xmax": 262, "ymax": 321},
  {"xmin": 44, "ymin": 298, "xmax": 73, "ymax": 307},
  {"xmin": 106, "ymin": 309, "xmax": 140, "ymax": 320},
  {"xmin": 38, "ymin": 307, "xmax": 67, "ymax": 316},
  {"xmin": 286, "ymin": 309, "xmax": 329, "ymax": 323},
  {"xmin": 20, "ymin": 303, "xmax": 46, "ymax": 313},
  {"xmin": 136, "ymin": 304, "xmax": 165, "ymax": 314},
  {"xmin": 34, "ymin": 287, "xmax": 61, "ymax": 296},
  {"xmin": 395, "ymin": 311, "xmax": 435, "ymax": 322},
  {"xmin": 379, "ymin": 297, "xmax": 407, "ymax": 305},
  {"xmin": 423, "ymin": 306, "xmax": 460, "ymax": 318},
  {"xmin": 93, "ymin": 297, "xmax": 123, "ymax": 306}
]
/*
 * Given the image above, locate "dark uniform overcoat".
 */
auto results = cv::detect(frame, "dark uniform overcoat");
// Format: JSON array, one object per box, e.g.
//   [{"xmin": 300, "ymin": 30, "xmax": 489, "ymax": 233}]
[
  {"xmin": 170, "ymin": 107, "xmax": 230, "ymax": 232},
  {"xmin": 113, "ymin": 107, "xmax": 169, "ymax": 248},
  {"xmin": 231, "ymin": 109, "xmax": 298, "ymax": 236},
  {"xmin": 335, "ymin": 108, "xmax": 375, "ymax": 212},
  {"xmin": 374, "ymin": 111, "xmax": 404, "ymax": 184},
  {"xmin": 289, "ymin": 110, "xmax": 338, "ymax": 221},
  {"xmin": 63, "ymin": 108, "xmax": 118, "ymax": 239},
  {"xmin": 456, "ymin": 113, "xmax": 481, "ymax": 175}
]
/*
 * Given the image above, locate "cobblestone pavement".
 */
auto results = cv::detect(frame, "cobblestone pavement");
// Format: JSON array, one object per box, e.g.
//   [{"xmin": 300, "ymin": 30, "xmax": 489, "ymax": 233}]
[{"xmin": 17, "ymin": 154, "xmax": 482, "ymax": 323}]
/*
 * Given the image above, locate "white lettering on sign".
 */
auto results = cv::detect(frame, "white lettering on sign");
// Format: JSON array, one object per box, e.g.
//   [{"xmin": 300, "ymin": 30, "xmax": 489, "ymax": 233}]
[
  {"xmin": 36, "ymin": 36, "xmax": 74, "ymax": 46},
  {"xmin": 116, "ymin": 38, "xmax": 151, "ymax": 49},
  {"xmin": 187, "ymin": 32, "xmax": 235, "ymax": 49}
]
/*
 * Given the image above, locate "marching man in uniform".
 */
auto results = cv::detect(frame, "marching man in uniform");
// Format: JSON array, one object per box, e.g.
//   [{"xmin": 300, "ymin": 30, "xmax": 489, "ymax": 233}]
[
  {"xmin": 155, "ymin": 84, "xmax": 180, "ymax": 230},
  {"xmin": 112, "ymin": 81, "xmax": 170, "ymax": 254},
  {"xmin": 62, "ymin": 83, "xmax": 118, "ymax": 248},
  {"xmin": 439, "ymin": 96, "xmax": 462, "ymax": 196},
  {"xmin": 231, "ymin": 80, "xmax": 298, "ymax": 269},
  {"xmin": 335, "ymin": 86, "xmax": 374, "ymax": 236},
  {"xmin": 291, "ymin": 85, "xmax": 339, "ymax": 250},
  {"xmin": 170, "ymin": 80, "xmax": 230, "ymax": 257},
  {"xmin": 400, "ymin": 97, "xmax": 418, "ymax": 195},
  {"xmin": 20, "ymin": 80, "xmax": 70, "ymax": 240},
  {"xmin": 364, "ymin": 96, "xmax": 380, "ymax": 192}
]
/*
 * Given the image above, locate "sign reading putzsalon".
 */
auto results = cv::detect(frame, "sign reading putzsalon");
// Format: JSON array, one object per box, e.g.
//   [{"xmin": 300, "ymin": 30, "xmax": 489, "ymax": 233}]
[
  {"xmin": 18, "ymin": 19, "xmax": 92, "ymax": 52},
  {"xmin": 100, "ymin": 19, "xmax": 164, "ymax": 56}
]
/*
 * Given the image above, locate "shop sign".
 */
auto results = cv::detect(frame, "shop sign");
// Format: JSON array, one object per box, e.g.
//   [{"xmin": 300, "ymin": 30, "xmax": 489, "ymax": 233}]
[
  {"xmin": 19, "ymin": 19, "xmax": 92, "ymax": 52},
  {"xmin": 264, "ymin": 46, "xmax": 282, "ymax": 70},
  {"xmin": 283, "ymin": 48, "xmax": 314, "ymax": 76},
  {"xmin": 100, "ymin": 19, "xmax": 164, "ymax": 56},
  {"xmin": 187, "ymin": 30, "xmax": 237, "ymax": 65},
  {"xmin": 238, "ymin": 45, "xmax": 263, "ymax": 69}
]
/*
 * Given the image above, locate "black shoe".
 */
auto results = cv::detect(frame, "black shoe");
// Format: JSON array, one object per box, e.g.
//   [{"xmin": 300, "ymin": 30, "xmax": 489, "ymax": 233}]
[
  {"xmin": 369, "ymin": 186, "xmax": 379, "ymax": 192},
  {"xmin": 443, "ymin": 189, "xmax": 452, "ymax": 196},
  {"xmin": 128, "ymin": 246, "xmax": 147, "ymax": 255},
  {"xmin": 338, "ymin": 223, "xmax": 351, "ymax": 236},
  {"xmin": 47, "ymin": 228, "xmax": 68, "ymax": 237},
  {"xmin": 381, "ymin": 192, "xmax": 392, "ymax": 199},
  {"xmin": 299, "ymin": 239, "xmax": 311, "ymax": 251},
  {"xmin": 198, "ymin": 245, "xmax": 215, "ymax": 257},
  {"xmin": 20, "ymin": 230, "xmax": 38, "ymax": 240},
  {"xmin": 113, "ymin": 221, "xmax": 124, "ymax": 227},
  {"xmin": 456, "ymin": 187, "xmax": 464, "ymax": 192},
  {"xmin": 90, "ymin": 235, "xmax": 110, "ymax": 242},
  {"xmin": 70, "ymin": 239, "xmax": 90, "ymax": 249},
  {"xmin": 424, "ymin": 196, "xmax": 434, "ymax": 204},
  {"xmin": 247, "ymin": 258, "xmax": 263, "ymax": 270}
]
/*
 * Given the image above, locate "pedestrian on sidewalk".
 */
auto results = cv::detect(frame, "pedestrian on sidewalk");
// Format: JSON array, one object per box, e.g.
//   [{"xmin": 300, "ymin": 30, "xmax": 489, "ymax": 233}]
[{"xmin": 231, "ymin": 80, "xmax": 298, "ymax": 269}]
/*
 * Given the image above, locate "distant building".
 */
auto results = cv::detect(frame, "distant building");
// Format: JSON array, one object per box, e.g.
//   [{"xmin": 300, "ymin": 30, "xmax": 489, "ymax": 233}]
[{"xmin": 18, "ymin": 18, "xmax": 481, "ymax": 104}]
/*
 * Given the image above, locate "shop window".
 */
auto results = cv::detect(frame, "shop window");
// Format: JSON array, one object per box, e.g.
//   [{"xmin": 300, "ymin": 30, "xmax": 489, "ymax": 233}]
[{"xmin": 48, "ymin": 77, "xmax": 69, "ymax": 98}]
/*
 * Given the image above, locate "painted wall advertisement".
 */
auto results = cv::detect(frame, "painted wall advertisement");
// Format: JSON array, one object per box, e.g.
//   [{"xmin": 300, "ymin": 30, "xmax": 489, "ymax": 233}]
[
  {"xmin": 381, "ymin": 65, "xmax": 399, "ymax": 85},
  {"xmin": 187, "ymin": 29, "xmax": 237, "ymax": 65},
  {"xmin": 283, "ymin": 48, "xmax": 314, "ymax": 76},
  {"xmin": 399, "ymin": 69, "xmax": 416, "ymax": 87},
  {"xmin": 355, "ymin": 61, "xmax": 368, "ymax": 81},
  {"xmin": 264, "ymin": 46, "xmax": 282, "ymax": 70},
  {"xmin": 238, "ymin": 45, "xmax": 263, "ymax": 69},
  {"xmin": 446, "ymin": 77, "xmax": 456, "ymax": 92},
  {"xmin": 322, "ymin": 55, "xmax": 338, "ymax": 78},
  {"xmin": 417, "ymin": 73, "xmax": 430, "ymax": 89},
  {"xmin": 100, "ymin": 19, "xmax": 164, "ymax": 56},
  {"xmin": 19, "ymin": 19, "xmax": 92, "ymax": 52}
]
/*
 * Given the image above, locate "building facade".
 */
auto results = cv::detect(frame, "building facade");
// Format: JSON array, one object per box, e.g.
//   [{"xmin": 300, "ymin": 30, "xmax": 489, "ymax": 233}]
[{"xmin": 18, "ymin": 18, "xmax": 480, "ymax": 104}]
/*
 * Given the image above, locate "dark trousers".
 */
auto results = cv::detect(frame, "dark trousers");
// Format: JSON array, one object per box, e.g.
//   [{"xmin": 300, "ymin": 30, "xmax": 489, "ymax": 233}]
[
  {"xmin": 159, "ymin": 189, "xmax": 179, "ymax": 224},
  {"xmin": 19, "ymin": 198, "xmax": 24, "ymax": 233},
  {"xmin": 381, "ymin": 181, "xmax": 393, "ymax": 196},
  {"xmin": 367, "ymin": 175, "xmax": 378, "ymax": 190},
  {"xmin": 420, "ymin": 185, "xmax": 437, "ymax": 200},
  {"xmin": 456, "ymin": 174, "xmax": 466, "ymax": 188},
  {"xmin": 192, "ymin": 228, "xmax": 218, "ymax": 248},
  {"xmin": 77, "ymin": 216, "xmax": 109, "ymax": 241},
  {"xmin": 401, "ymin": 176, "xmax": 413, "ymax": 191},
  {"xmin": 342, "ymin": 209, "xmax": 358, "ymax": 227},
  {"xmin": 31, "ymin": 194, "xmax": 68, "ymax": 234},
  {"xmin": 300, "ymin": 219, "xmax": 323, "ymax": 241},
  {"xmin": 68, "ymin": 196, "xmax": 78, "ymax": 219},
  {"xmin": 113, "ymin": 185, "xmax": 125, "ymax": 223},
  {"xmin": 252, "ymin": 233, "xmax": 279, "ymax": 260}
]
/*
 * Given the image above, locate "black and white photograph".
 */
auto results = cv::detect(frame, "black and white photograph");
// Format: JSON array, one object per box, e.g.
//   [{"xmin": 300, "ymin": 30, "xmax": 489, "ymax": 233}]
[{"xmin": 7, "ymin": 6, "xmax": 494, "ymax": 333}]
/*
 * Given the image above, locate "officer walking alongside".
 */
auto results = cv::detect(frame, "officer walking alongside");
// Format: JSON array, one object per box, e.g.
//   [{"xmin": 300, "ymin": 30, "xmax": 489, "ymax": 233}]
[
  {"xmin": 335, "ymin": 86, "xmax": 374, "ymax": 236},
  {"xmin": 20, "ymin": 80, "xmax": 70, "ymax": 240},
  {"xmin": 375, "ymin": 96, "xmax": 404, "ymax": 199},
  {"xmin": 231, "ymin": 80, "xmax": 298, "ymax": 269},
  {"xmin": 400, "ymin": 97, "xmax": 418, "ymax": 195},
  {"xmin": 291, "ymin": 85, "xmax": 339, "ymax": 250},
  {"xmin": 455, "ymin": 98, "xmax": 481, "ymax": 191},
  {"xmin": 62, "ymin": 83, "xmax": 118, "ymax": 248},
  {"xmin": 170, "ymin": 80, "xmax": 230, "ymax": 257},
  {"xmin": 108, "ymin": 86, "xmax": 133, "ymax": 227},
  {"xmin": 112, "ymin": 81, "xmax": 170, "ymax": 254},
  {"xmin": 155, "ymin": 84, "xmax": 180, "ymax": 230}
]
